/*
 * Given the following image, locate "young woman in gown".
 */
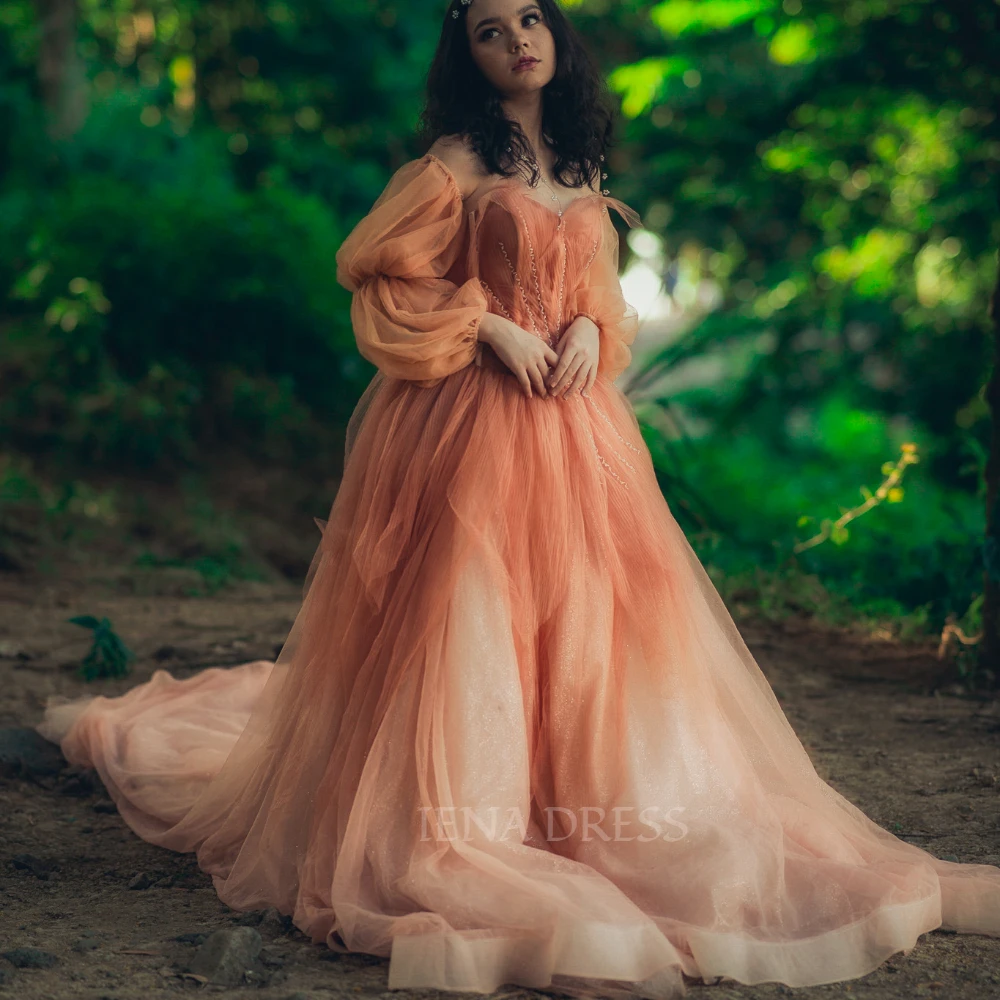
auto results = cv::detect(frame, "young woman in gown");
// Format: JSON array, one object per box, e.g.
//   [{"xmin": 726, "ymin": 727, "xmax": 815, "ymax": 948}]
[{"xmin": 36, "ymin": 1, "xmax": 1000, "ymax": 997}]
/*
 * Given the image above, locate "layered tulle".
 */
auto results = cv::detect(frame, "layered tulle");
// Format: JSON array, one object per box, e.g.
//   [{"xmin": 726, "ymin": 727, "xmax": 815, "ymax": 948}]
[
  {"xmin": 37, "ymin": 153, "xmax": 1000, "ymax": 999},
  {"xmin": 335, "ymin": 152, "xmax": 642, "ymax": 387},
  {"xmin": 335, "ymin": 155, "xmax": 489, "ymax": 387}
]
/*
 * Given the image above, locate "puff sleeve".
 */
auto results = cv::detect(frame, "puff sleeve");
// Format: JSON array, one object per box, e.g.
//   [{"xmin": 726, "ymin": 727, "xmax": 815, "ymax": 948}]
[
  {"xmin": 335, "ymin": 154, "xmax": 489, "ymax": 388},
  {"xmin": 566, "ymin": 197, "xmax": 642, "ymax": 383}
]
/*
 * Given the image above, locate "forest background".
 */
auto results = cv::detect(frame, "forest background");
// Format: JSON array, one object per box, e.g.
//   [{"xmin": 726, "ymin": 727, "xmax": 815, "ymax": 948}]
[{"xmin": 1, "ymin": 0, "xmax": 998, "ymax": 674}]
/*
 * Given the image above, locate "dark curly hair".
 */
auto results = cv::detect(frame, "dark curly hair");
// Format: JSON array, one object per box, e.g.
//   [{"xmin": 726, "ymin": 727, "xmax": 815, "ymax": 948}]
[{"xmin": 416, "ymin": 0, "xmax": 616, "ymax": 191}]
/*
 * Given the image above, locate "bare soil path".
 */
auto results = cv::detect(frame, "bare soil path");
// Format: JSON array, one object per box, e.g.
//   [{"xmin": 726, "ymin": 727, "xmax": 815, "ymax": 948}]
[{"xmin": 1, "ymin": 572, "xmax": 999, "ymax": 1000}]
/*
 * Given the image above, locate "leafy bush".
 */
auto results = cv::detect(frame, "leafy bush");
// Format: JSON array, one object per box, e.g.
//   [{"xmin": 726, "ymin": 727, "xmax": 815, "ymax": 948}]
[{"xmin": 1, "ymin": 96, "xmax": 365, "ymax": 470}]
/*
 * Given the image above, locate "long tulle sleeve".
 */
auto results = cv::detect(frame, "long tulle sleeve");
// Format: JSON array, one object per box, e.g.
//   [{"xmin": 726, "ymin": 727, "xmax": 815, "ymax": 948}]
[
  {"xmin": 566, "ymin": 197, "xmax": 642, "ymax": 383},
  {"xmin": 335, "ymin": 154, "xmax": 489, "ymax": 388}
]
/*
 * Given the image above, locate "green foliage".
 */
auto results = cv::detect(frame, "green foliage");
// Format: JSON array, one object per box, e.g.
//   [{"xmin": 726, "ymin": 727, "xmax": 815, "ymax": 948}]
[
  {"xmin": 793, "ymin": 443, "xmax": 919, "ymax": 553},
  {"xmin": 1, "ymin": 0, "xmax": 997, "ymax": 635},
  {"xmin": 0, "ymin": 451, "xmax": 122, "ymax": 572},
  {"xmin": 68, "ymin": 615, "xmax": 135, "ymax": 681},
  {"xmin": 651, "ymin": 0, "xmax": 775, "ymax": 39},
  {"xmin": 648, "ymin": 395, "xmax": 984, "ymax": 629},
  {"xmin": 133, "ymin": 549, "xmax": 263, "ymax": 595},
  {"xmin": 941, "ymin": 593, "xmax": 988, "ymax": 686},
  {"xmin": 616, "ymin": 0, "xmax": 997, "ymax": 628},
  {"xmin": 0, "ymin": 96, "xmax": 362, "ymax": 469}
]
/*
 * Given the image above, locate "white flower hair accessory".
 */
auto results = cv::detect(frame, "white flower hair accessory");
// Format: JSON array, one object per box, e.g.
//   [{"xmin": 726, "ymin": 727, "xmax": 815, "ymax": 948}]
[{"xmin": 451, "ymin": 0, "xmax": 473, "ymax": 18}]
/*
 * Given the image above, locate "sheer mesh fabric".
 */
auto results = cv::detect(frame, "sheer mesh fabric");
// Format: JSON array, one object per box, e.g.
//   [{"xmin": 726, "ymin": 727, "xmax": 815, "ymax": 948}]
[{"xmin": 37, "ymin": 153, "xmax": 1000, "ymax": 999}]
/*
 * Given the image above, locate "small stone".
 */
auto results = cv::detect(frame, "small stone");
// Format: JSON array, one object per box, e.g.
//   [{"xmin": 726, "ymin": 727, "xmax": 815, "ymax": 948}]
[
  {"xmin": 1, "ymin": 947, "xmax": 58, "ymax": 968},
  {"xmin": 173, "ymin": 932, "xmax": 208, "ymax": 946},
  {"xmin": 10, "ymin": 854, "xmax": 58, "ymax": 880},
  {"xmin": 0, "ymin": 728, "xmax": 66, "ymax": 779},
  {"xmin": 260, "ymin": 906, "xmax": 292, "ymax": 933},
  {"xmin": 72, "ymin": 937, "xmax": 100, "ymax": 953},
  {"xmin": 59, "ymin": 770, "xmax": 98, "ymax": 797},
  {"xmin": 128, "ymin": 871, "xmax": 153, "ymax": 890},
  {"xmin": 189, "ymin": 927, "xmax": 262, "ymax": 986},
  {"xmin": 259, "ymin": 946, "xmax": 285, "ymax": 968}
]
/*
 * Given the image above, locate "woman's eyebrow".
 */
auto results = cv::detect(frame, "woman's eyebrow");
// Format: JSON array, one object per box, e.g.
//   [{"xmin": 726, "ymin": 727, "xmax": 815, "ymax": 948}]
[{"xmin": 472, "ymin": 4, "xmax": 541, "ymax": 33}]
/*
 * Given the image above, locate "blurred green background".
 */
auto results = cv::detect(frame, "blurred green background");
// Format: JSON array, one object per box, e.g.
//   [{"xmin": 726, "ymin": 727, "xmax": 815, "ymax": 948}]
[{"xmin": 0, "ymin": 1, "xmax": 996, "ymax": 655}]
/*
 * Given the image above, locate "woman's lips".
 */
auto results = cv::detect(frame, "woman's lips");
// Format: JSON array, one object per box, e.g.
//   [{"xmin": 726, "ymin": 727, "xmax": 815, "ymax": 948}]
[{"xmin": 513, "ymin": 59, "xmax": 539, "ymax": 72}]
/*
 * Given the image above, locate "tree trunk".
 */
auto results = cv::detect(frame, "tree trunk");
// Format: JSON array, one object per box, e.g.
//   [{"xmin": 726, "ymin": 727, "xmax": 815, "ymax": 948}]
[
  {"xmin": 984, "ymin": 250, "xmax": 1000, "ymax": 677},
  {"xmin": 33, "ymin": 0, "xmax": 88, "ymax": 139}
]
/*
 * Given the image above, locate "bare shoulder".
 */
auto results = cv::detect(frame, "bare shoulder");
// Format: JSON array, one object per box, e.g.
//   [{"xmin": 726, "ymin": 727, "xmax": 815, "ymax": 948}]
[{"xmin": 426, "ymin": 134, "xmax": 485, "ymax": 199}]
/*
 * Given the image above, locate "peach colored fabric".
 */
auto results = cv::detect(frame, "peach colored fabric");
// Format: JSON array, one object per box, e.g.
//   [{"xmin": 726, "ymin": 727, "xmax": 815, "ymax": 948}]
[
  {"xmin": 335, "ymin": 152, "xmax": 640, "ymax": 386},
  {"xmin": 37, "ymin": 153, "xmax": 1000, "ymax": 1000}
]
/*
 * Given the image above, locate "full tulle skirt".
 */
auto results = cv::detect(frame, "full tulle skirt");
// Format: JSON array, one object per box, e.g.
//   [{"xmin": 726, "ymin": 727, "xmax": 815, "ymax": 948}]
[{"xmin": 37, "ymin": 361, "xmax": 1000, "ymax": 998}]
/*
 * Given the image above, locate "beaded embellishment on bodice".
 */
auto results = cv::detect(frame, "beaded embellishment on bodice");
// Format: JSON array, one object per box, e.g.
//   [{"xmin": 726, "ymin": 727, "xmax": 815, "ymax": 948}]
[
  {"xmin": 463, "ymin": 182, "xmax": 644, "ymax": 492},
  {"xmin": 468, "ymin": 185, "xmax": 605, "ymax": 349}
]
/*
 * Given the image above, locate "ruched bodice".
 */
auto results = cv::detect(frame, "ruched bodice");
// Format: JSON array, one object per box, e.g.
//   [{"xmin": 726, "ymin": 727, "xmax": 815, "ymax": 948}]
[
  {"xmin": 335, "ymin": 152, "xmax": 641, "ymax": 387},
  {"xmin": 466, "ymin": 175, "xmax": 640, "ymax": 359}
]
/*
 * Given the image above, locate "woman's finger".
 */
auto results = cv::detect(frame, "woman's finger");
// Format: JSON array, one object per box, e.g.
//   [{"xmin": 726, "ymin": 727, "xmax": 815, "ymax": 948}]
[
  {"xmin": 547, "ymin": 353, "xmax": 571, "ymax": 391},
  {"xmin": 528, "ymin": 363, "xmax": 549, "ymax": 398},
  {"xmin": 558, "ymin": 356, "xmax": 586, "ymax": 396},
  {"xmin": 549, "ymin": 350, "xmax": 581, "ymax": 393}
]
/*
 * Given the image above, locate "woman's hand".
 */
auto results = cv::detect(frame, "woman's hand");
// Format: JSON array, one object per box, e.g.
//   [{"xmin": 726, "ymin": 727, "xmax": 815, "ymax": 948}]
[
  {"xmin": 479, "ymin": 313, "xmax": 560, "ymax": 399},
  {"xmin": 547, "ymin": 316, "xmax": 600, "ymax": 398}
]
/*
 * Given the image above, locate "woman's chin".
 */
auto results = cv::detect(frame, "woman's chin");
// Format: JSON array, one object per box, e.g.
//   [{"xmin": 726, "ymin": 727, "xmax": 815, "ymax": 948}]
[{"xmin": 495, "ymin": 69, "xmax": 553, "ymax": 97}]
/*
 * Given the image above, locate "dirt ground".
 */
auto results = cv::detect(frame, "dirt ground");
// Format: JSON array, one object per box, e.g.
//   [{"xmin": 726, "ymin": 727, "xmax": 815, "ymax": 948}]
[{"xmin": 2, "ymin": 568, "xmax": 1000, "ymax": 1000}]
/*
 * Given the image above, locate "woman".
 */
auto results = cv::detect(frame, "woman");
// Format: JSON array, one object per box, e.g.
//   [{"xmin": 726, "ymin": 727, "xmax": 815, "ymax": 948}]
[{"xmin": 36, "ymin": 1, "xmax": 1000, "ymax": 998}]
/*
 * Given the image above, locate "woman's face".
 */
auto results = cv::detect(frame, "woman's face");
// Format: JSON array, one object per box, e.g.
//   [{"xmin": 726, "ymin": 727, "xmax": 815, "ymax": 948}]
[{"xmin": 464, "ymin": 1, "xmax": 556, "ymax": 98}]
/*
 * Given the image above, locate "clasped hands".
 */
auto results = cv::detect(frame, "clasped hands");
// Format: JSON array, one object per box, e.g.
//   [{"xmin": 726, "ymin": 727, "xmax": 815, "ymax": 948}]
[{"xmin": 478, "ymin": 312, "xmax": 600, "ymax": 400}]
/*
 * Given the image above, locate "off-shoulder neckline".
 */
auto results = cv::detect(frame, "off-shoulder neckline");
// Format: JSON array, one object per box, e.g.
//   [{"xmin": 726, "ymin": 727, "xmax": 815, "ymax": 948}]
[{"xmin": 422, "ymin": 151, "xmax": 624, "ymax": 223}]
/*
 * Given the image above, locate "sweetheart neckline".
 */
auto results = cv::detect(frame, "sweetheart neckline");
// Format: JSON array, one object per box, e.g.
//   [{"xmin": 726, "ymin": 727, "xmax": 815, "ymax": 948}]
[
  {"xmin": 422, "ymin": 152, "xmax": 642, "ymax": 232},
  {"xmin": 423, "ymin": 152, "xmax": 606, "ymax": 220},
  {"xmin": 476, "ymin": 183, "xmax": 606, "ymax": 221}
]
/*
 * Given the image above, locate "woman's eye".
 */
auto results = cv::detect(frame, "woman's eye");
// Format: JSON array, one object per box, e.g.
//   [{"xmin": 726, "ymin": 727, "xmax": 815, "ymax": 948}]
[{"xmin": 478, "ymin": 13, "xmax": 542, "ymax": 42}]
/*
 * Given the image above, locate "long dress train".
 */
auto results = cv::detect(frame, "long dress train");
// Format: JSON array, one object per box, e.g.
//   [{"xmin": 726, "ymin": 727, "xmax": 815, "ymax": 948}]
[{"xmin": 36, "ymin": 152, "xmax": 1000, "ymax": 999}]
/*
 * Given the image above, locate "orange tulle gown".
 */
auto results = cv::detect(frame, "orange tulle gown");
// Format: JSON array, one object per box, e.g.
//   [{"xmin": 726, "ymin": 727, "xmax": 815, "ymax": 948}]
[{"xmin": 36, "ymin": 152, "xmax": 1000, "ymax": 999}]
